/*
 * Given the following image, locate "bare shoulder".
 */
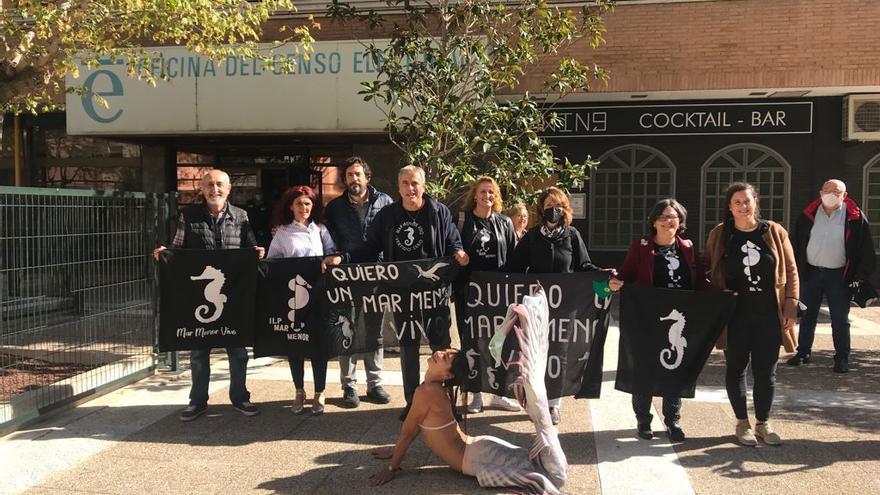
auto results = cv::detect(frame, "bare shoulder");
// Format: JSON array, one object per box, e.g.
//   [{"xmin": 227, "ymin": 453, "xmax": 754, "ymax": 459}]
[{"xmin": 416, "ymin": 382, "xmax": 448, "ymax": 400}]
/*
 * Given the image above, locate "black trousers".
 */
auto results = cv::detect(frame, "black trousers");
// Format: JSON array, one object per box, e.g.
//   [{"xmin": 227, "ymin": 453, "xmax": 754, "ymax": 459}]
[
  {"xmin": 724, "ymin": 309, "xmax": 781, "ymax": 422},
  {"xmin": 632, "ymin": 394, "xmax": 681, "ymax": 427}
]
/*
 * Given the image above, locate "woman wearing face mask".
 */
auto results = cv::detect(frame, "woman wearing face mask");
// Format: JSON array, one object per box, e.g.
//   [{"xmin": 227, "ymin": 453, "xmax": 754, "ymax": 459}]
[
  {"xmin": 704, "ymin": 182, "xmax": 799, "ymax": 446},
  {"xmin": 506, "ymin": 186, "xmax": 605, "ymax": 425},
  {"xmin": 610, "ymin": 199, "xmax": 712, "ymax": 443}
]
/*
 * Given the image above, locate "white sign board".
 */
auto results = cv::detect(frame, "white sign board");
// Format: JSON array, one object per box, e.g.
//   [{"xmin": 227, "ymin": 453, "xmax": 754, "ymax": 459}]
[
  {"xmin": 570, "ymin": 193, "xmax": 586, "ymax": 219},
  {"xmin": 65, "ymin": 42, "xmax": 390, "ymax": 135}
]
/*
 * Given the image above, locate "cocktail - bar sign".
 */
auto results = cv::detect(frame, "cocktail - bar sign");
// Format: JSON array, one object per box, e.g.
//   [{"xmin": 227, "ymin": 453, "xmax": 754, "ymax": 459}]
[
  {"xmin": 544, "ymin": 102, "xmax": 813, "ymax": 138},
  {"xmin": 65, "ymin": 41, "xmax": 393, "ymax": 135}
]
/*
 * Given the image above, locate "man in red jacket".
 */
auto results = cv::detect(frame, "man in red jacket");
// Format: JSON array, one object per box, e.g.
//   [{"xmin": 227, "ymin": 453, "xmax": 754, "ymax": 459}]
[{"xmin": 789, "ymin": 179, "xmax": 876, "ymax": 373}]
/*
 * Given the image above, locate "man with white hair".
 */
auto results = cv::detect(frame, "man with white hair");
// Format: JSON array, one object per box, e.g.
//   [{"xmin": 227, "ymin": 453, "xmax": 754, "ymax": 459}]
[
  {"xmin": 789, "ymin": 179, "xmax": 875, "ymax": 373},
  {"xmin": 353, "ymin": 165, "xmax": 469, "ymax": 420},
  {"xmin": 154, "ymin": 169, "xmax": 265, "ymax": 420}
]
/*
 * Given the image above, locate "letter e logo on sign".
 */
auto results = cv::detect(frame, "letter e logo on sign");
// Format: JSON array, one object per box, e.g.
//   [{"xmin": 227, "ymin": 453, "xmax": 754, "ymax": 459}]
[{"xmin": 81, "ymin": 69, "xmax": 124, "ymax": 123}]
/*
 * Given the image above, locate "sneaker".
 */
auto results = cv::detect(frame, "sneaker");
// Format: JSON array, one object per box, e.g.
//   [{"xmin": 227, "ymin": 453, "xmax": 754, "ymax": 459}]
[
  {"xmin": 833, "ymin": 356, "xmax": 849, "ymax": 373},
  {"xmin": 755, "ymin": 422, "xmax": 782, "ymax": 446},
  {"xmin": 342, "ymin": 387, "xmax": 360, "ymax": 408},
  {"xmin": 179, "ymin": 404, "xmax": 207, "ymax": 422},
  {"xmin": 637, "ymin": 422, "xmax": 653, "ymax": 440},
  {"xmin": 488, "ymin": 394, "xmax": 521, "ymax": 412},
  {"xmin": 666, "ymin": 423, "xmax": 686, "ymax": 443},
  {"xmin": 549, "ymin": 406, "xmax": 560, "ymax": 426},
  {"xmin": 366, "ymin": 386, "xmax": 391, "ymax": 404},
  {"xmin": 735, "ymin": 419, "xmax": 758, "ymax": 446},
  {"xmin": 232, "ymin": 401, "xmax": 259, "ymax": 417},
  {"xmin": 786, "ymin": 353, "xmax": 812, "ymax": 366},
  {"xmin": 467, "ymin": 393, "xmax": 483, "ymax": 414}
]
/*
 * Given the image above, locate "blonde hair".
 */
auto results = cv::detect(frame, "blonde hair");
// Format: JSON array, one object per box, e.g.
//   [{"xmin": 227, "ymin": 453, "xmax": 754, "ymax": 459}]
[
  {"xmin": 463, "ymin": 176, "xmax": 503, "ymax": 214},
  {"xmin": 535, "ymin": 187, "xmax": 574, "ymax": 226}
]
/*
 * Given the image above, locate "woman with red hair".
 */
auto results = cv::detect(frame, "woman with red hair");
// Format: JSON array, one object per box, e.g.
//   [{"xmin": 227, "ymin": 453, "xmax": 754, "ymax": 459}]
[{"xmin": 267, "ymin": 186, "xmax": 342, "ymax": 415}]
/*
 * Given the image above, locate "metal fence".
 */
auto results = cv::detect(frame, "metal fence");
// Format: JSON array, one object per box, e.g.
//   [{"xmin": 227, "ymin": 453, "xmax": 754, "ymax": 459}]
[{"xmin": 0, "ymin": 187, "xmax": 175, "ymax": 430}]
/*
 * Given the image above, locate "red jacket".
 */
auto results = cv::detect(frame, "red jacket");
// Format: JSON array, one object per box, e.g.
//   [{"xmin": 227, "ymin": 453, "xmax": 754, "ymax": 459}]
[{"xmin": 617, "ymin": 235, "xmax": 712, "ymax": 291}]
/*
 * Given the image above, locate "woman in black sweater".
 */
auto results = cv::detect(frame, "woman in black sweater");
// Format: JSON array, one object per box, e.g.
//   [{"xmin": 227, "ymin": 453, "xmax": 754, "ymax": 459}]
[{"xmin": 507, "ymin": 186, "xmax": 602, "ymax": 424}]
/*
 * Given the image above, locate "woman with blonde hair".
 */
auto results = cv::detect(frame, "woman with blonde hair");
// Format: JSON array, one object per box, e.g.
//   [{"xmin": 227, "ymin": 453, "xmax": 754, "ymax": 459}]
[
  {"xmin": 507, "ymin": 202, "xmax": 530, "ymax": 245},
  {"xmin": 455, "ymin": 176, "xmax": 520, "ymax": 414}
]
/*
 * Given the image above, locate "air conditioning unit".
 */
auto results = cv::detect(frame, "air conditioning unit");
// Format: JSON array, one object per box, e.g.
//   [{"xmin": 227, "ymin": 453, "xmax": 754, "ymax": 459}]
[{"xmin": 843, "ymin": 94, "xmax": 880, "ymax": 141}]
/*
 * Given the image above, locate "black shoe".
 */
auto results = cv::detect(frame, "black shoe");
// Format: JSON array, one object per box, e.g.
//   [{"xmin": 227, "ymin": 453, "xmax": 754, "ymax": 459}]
[
  {"xmin": 786, "ymin": 353, "xmax": 812, "ymax": 366},
  {"xmin": 637, "ymin": 423, "xmax": 653, "ymax": 440},
  {"xmin": 549, "ymin": 406, "xmax": 560, "ymax": 426},
  {"xmin": 232, "ymin": 401, "xmax": 259, "ymax": 417},
  {"xmin": 342, "ymin": 387, "xmax": 360, "ymax": 408},
  {"xmin": 399, "ymin": 405, "xmax": 411, "ymax": 422},
  {"xmin": 180, "ymin": 403, "xmax": 207, "ymax": 422},
  {"xmin": 366, "ymin": 386, "xmax": 391, "ymax": 404},
  {"xmin": 833, "ymin": 357, "xmax": 849, "ymax": 373},
  {"xmin": 666, "ymin": 423, "xmax": 686, "ymax": 442}
]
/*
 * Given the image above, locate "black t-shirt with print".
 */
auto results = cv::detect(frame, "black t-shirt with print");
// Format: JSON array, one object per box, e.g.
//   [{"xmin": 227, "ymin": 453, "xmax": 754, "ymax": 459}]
[
  {"xmin": 652, "ymin": 243, "xmax": 692, "ymax": 290},
  {"xmin": 726, "ymin": 228, "xmax": 777, "ymax": 313},
  {"xmin": 468, "ymin": 216, "xmax": 499, "ymax": 271},
  {"xmin": 391, "ymin": 206, "xmax": 432, "ymax": 261}
]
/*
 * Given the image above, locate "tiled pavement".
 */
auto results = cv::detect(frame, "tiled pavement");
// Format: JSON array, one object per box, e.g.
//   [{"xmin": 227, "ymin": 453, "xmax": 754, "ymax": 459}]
[{"xmin": 2, "ymin": 311, "xmax": 879, "ymax": 495}]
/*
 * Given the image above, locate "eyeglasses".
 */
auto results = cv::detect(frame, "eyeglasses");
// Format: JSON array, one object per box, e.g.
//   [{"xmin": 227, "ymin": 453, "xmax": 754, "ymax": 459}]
[{"xmin": 657, "ymin": 215, "xmax": 679, "ymax": 221}]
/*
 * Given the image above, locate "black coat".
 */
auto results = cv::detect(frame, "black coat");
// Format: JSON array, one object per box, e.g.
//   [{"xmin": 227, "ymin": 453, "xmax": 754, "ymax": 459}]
[
  {"xmin": 324, "ymin": 185, "xmax": 393, "ymax": 256},
  {"xmin": 507, "ymin": 224, "xmax": 600, "ymax": 273}
]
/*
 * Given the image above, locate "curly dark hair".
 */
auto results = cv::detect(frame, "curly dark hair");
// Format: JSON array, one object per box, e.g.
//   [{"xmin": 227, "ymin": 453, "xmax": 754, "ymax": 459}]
[
  {"xmin": 272, "ymin": 185, "xmax": 322, "ymax": 227},
  {"xmin": 337, "ymin": 156, "xmax": 372, "ymax": 186}
]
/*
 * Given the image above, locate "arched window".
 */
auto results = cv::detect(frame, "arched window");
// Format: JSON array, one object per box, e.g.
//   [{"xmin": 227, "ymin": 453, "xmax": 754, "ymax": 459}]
[
  {"xmin": 589, "ymin": 145, "xmax": 676, "ymax": 250},
  {"xmin": 700, "ymin": 143, "xmax": 791, "ymax": 243},
  {"xmin": 862, "ymin": 152, "xmax": 880, "ymax": 253}
]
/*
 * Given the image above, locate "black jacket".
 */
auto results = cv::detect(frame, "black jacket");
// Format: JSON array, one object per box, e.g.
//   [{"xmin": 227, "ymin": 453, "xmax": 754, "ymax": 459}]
[
  {"xmin": 459, "ymin": 211, "xmax": 516, "ymax": 270},
  {"xmin": 324, "ymin": 185, "xmax": 393, "ymax": 256},
  {"xmin": 353, "ymin": 195, "xmax": 463, "ymax": 262},
  {"xmin": 792, "ymin": 197, "xmax": 876, "ymax": 283},
  {"xmin": 507, "ymin": 224, "xmax": 600, "ymax": 273}
]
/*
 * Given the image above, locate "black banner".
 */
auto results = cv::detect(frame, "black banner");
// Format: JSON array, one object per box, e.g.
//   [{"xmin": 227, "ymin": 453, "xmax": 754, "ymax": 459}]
[
  {"xmin": 323, "ymin": 258, "xmax": 459, "ymax": 348},
  {"xmin": 254, "ymin": 257, "xmax": 324, "ymax": 358},
  {"xmin": 616, "ymin": 286, "xmax": 736, "ymax": 398},
  {"xmin": 544, "ymin": 102, "xmax": 813, "ymax": 138},
  {"xmin": 158, "ymin": 249, "xmax": 257, "ymax": 352},
  {"xmin": 463, "ymin": 271, "xmax": 612, "ymax": 400}
]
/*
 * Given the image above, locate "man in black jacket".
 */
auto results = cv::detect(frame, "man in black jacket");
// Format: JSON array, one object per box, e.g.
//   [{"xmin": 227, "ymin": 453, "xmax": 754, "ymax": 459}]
[
  {"xmin": 354, "ymin": 165, "xmax": 469, "ymax": 418},
  {"xmin": 789, "ymin": 179, "xmax": 876, "ymax": 373},
  {"xmin": 154, "ymin": 169, "xmax": 264, "ymax": 421},
  {"xmin": 325, "ymin": 157, "xmax": 393, "ymax": 408}
]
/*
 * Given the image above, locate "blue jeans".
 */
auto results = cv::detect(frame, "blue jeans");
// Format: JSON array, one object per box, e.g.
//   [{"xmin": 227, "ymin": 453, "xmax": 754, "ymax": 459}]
[
  {"xmin": 189, "ymin": 347, "xmax": 251, "ymax": 407},
  {"xmin": 796, "ymin": 266, "xmax": 851, "ymax": 360}
]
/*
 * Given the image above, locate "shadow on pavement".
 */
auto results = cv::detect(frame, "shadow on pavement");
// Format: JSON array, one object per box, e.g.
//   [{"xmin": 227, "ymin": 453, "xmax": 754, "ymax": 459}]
[{"xmin": 672, "ymin": 437, "xmax": 880, "ymax": 478}]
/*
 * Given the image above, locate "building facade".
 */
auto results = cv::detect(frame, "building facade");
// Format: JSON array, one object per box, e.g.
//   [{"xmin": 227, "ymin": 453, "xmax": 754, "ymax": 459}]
[{"xmin": 2, "ymin": 0, "xmax": 879, "ymax": 266}]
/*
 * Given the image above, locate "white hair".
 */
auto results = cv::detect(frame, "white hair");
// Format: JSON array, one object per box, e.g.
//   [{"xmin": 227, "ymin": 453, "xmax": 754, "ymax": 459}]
[{"xmin": 398, "ymin": 165, "xmax": 426, "ymax": 183}]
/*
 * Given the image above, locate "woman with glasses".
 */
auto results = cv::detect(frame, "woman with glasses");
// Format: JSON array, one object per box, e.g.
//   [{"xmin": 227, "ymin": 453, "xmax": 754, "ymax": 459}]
[{"xmin": 610, "ymin": 199, "xmax": 711, "ymax": 442}]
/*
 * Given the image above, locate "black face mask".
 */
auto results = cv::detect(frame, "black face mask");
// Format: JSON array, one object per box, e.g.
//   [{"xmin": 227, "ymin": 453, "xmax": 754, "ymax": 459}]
[{"xmin": 543, "ymin": 207, "xmax": 563, "ymax": 224}]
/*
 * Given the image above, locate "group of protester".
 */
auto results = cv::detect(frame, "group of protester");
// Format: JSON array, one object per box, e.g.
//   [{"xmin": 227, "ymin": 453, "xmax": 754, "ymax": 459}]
[{"xmin": 154, "ymin": 159, "xmax": 874, "ymax": 494}]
